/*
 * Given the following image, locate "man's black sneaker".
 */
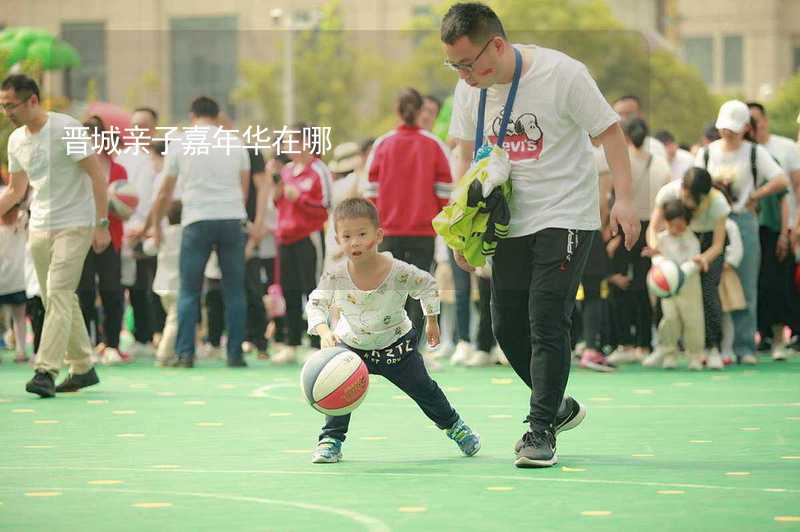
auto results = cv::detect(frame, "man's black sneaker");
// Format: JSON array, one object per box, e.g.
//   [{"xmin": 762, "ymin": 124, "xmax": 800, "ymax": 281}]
[
  {"xmin": 514, "ymin": 396, "xmax": 586, "ymax": 453},
  {"xmin": 226, "ymin": 357, "xmax": 248, "ymax": 368},
  {"xmin": 26, "ymin": 371, "xmax": 55, "ymax": 398},
  {"xmin": 55, "ymin": 367, "xmax": 100, "ymax": 393},
  {"xmin": 515, "ymin": 428, "xmax": 557, "ymax": 468}
]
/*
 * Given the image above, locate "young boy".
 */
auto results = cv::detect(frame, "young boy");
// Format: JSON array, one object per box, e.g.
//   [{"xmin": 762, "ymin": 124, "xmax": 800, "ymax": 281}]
[
  {"xmin": 652, "ymin": 199, "xmax": 706, "ymax": 369},
  {"xmin": 305, "ymin": 197, "xmax": 480, "ymax": 463}
]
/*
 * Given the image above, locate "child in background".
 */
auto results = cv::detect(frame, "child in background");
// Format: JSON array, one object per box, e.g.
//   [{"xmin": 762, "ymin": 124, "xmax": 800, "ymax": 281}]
[
  {"xmin": 305, "ymin": 198, "xmax": 480, "ymax": 463},
  {"xmin": 720, "ymin": 217, "xmax": 745, "ymax": 365},
  {"xmin": 651, "ymin": 199, "xmax": 706, "ymax": 369},
  {"xmin": 145, "ymin": 200, "xmax": 182, "ymax": 367},
  {"xmin": 0, "ymin": 179, "xmax": 29, "ymax": 364}
]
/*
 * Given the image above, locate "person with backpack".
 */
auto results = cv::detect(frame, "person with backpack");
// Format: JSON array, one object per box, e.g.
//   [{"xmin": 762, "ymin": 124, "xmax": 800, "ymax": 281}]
[{"xmin": 695, "ymin": 100, "xmax": 788, "ymax": 364}]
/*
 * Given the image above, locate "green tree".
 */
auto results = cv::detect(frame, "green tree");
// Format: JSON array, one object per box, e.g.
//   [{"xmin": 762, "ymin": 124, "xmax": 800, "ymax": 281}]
[
  {"xmin": 767, "ymin": 73, "xmax": 800, "ymax": 140},
  {"xmin": 377, "ymin": 0, "xmax": 718, "ymax": 145}
]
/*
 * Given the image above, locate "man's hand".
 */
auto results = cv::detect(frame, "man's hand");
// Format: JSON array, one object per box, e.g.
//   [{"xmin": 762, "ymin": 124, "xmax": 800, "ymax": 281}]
[
  {"xmin": 320, "ymin": 330, "xmax": 340, "ymax": 349},
  {"xmin": 608, "ymin": 273, "xmax": 631, "ymax": 290},
  {"xmin": 609, "ymin": 200, "xmax": 640, "ymax": 250},
  {"xmin": 777, "ymin": 233, "xmax": 789, "ymax": 262},
  {"xmin": 425, "ymin": 315, "xmax": 440, "ymax": 349},
  {"xmin": 93, "ymin": 227, "xmax": 111, "ymax": 253},
  {"xmin": 692, "ymin": 254, "xmax": 709, "ymax": 273},
  {"xmin": 453, "ymin": 250, "xmax": 475, "ymax": 273}
]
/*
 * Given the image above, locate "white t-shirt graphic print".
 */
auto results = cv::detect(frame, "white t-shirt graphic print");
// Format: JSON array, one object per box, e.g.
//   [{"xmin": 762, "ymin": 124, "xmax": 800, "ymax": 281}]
[{"xmin": 449, "ymin": 45, "xmax": 620, "ymax": 238}]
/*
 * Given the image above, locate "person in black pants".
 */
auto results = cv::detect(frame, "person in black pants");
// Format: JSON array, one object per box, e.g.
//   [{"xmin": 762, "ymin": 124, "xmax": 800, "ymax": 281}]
[
  {"xmin": 442, "ymin": 3, "xmax": 639, "ymax": 468},
  {"xmin": 78, "ymin": 245, "xmax": 124, "ymax": 361}
]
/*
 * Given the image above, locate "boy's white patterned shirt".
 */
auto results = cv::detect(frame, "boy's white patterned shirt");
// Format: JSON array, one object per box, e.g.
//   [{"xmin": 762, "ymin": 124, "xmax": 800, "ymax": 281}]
[{"xmin": 306, "ymin": 253, "xmax": 440, "ymax": 350}]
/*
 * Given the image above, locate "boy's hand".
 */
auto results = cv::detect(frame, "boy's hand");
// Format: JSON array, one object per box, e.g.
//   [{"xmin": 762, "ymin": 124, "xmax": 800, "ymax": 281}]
[
  {"xmin": 315, "ymin": 324, "xmax": 339, "ymax": 349},
  {"xmin": 425, "ymin": 316, "xmax": 440, "ymax": 349}
]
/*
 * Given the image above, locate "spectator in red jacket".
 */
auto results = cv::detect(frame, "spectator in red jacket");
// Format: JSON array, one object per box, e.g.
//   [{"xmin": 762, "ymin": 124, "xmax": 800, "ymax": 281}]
[
  {"xmin": 77, "ymin": 115, "xmax": 129, "ymax": 364},
  {"xmin": 271, "ymin": 123, "xmax": 333, "ymax": 364},
  {"xmin": 364, "ymin": 87, "xmax": 453, "ymax": 340}
]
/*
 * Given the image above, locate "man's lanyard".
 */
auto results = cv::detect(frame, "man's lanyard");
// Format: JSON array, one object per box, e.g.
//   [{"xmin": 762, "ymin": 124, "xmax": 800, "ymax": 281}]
[{"xmin": 474, "ymin": 46, "xmax": 523, "ymax": 161}]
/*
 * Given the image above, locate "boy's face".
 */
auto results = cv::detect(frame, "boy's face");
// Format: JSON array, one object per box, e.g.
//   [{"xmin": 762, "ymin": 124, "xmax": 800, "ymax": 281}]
[
  {"xmin": 666, "ymin": 217, "xmax": 688, "ymax": 237},
  {"xmin": 335, "ymin": 217, "xmax": 382, "ymax": 261}
]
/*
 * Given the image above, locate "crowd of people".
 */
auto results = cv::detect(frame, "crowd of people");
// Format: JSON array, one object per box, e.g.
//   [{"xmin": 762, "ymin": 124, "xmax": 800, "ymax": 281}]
[{"xmin": 0, "ymin": 1, "xmax": 799, "ymax": 467}]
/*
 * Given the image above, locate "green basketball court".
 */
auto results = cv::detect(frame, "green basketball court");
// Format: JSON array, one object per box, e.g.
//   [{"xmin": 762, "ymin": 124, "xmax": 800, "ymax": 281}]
[{"xmin": 1, "ymin": 355, "xmax": 799, "ymax": 531}]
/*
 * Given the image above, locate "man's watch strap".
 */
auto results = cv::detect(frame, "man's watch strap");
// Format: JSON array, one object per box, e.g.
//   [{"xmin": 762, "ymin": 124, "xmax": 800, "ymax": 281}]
[{"xmin": 97, "ymin": 217, "xmax": 110, "ymax": 228}]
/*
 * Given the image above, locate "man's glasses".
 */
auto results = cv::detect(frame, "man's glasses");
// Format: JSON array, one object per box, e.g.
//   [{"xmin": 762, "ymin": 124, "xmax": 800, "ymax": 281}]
[
  {"xmin": 0, "ymin": 95, "xmax": 30, "ymax": 113},
  {"xmin": 444, "ymin": 38, "xmax": 495, "ymax": 73}
]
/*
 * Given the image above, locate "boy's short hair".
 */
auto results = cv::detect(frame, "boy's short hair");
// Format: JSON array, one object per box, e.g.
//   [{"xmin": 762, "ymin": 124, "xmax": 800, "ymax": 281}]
[
  {"xmin": 334, "ymin": 198, "xmax": 379, "ymax": 230},
  {"xmin": 663, "ymin": 198, "xmax": 689, "ymax": 223},
  {"xmin": 167, "ymin": 200, "xmax": 182, "ymax": 225}
]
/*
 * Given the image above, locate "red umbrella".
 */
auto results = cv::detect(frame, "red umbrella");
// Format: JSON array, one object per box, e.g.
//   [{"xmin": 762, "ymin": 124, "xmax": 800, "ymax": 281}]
[{"xmin": 86, "ymin": 101, "xmax": 132, "ymax": 141}]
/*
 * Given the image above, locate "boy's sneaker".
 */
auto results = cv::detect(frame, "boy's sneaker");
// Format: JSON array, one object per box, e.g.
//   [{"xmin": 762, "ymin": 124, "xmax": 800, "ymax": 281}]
[
  {"xmin": 492, "ymin": 345, "xmax": 509, "ymax": 366},
  {"xmin": 687, "ymin": 355, "xmax": 704, "ymax": 371},
  {"xmin": 55, "ymin": 367, "xmax": 100, "ymax": 392},
  {"xmin": 445, "ymin": 418, "xmax": 481, "ymax": 456},
  {"xmin": 515, "ymin": 428, "xmax": 557, "ymax": 468},
  {"xmin": 741, "ymin": 354, "xmax": 758, "ymax": 365},
  {"xmin": 311, "ymin": 437, "xmax": 343, "ymax": 464},
  {"xmin": 606, "ymin": 347, "xmax": 640, "ymax": 365},
  {"xmin": 465, "ymin": 350, "xmax": 495, "ymax": 367},
  {"xmin": 772, "ymin": 347, "xmax": 788, "ymax": 361},
  {"xmin": 26, "ymin": 370, "xmax": 55, "ymax": 398}
]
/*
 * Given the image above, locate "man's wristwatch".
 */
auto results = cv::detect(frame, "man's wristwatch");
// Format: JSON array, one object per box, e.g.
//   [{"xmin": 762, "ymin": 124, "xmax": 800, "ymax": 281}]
[{"xmin": 97, "ymin": 217, "xmax": 110, "ymax": 229}]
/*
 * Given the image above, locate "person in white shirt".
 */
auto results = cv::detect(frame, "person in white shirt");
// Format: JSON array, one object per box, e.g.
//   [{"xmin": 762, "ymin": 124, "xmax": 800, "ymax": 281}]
[
  {"xmin": 117, "ymin": 107, "xmax": 161, "ymax": 357},
  {"xmin": 148, "ymin": 96, "xmax": 250, "ymax": 368},
  {"xmin": 0, "ymin": 74, "xmax": 111, "ymax": 397},
  {"xmin": 305, "ymin": 197, "xmax": 480, "ymax": 464},
  {"xmin": 442, "ymin": 2, "xmax": 637, "ymax": 468},
  {"xmin": 612, "ymin": 95, "xmax": 668, "ymax": 161},
  {"xmin": 654, "ymin": 129, "xmax": 695, "ymax": 182},
  {"xmin": 144, "ymin": 200, "xmax": 182, "ymax": 366},
  {"xmin": 748, "ymin": 101, "xmax": 800, "ymax": 360},
  {"xmin": 0, "ymin": 182, "xmax": 28, "ymax": 364},
  {"xmin": 695, "ymin": 100, "xmax": 788, "ymax": 365}
]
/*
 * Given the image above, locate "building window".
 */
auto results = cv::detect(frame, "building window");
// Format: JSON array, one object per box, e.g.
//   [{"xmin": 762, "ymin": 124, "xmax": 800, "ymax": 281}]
[
  {"xmin": 683, "ymin": 36, "xmax": 714, "ymax": 85},
  {"xmin": 723, "ymin": 35, "xmax": 743, "ymax": 86},
  {"xmin": 61, "ymin": 22, "xmax": 107, "ymax": 101},
  {"xmin": 170, "ymin": 16, "xmax": 238, "ymax": 119},
  {"xmin": 793, "ymin": 45, "xmax": 800, "ymax": 73}
]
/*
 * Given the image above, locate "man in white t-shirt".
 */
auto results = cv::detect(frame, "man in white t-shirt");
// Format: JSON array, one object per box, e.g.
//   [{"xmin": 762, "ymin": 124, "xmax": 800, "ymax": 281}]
[
  {"xmin": 613, "ymin": 95, "xmax": 668, "ymax": 161},
  {"xmin": 654, "ymin": 129, "xmax": 695, "ymax": 182},
  {"xmin": 0, "ymin": 74, "xmax": 111, "ymax": 397},
  {"xmin": 148, "ymin": 96, "xmax": 250, "ymax": 368},
  {"xmin": 442, "ymin": 2, "xmax": 638, "ymax": 468},
  {"xmin": 116, "ymin": 107, "xmax": 161, "ymax": 357}
]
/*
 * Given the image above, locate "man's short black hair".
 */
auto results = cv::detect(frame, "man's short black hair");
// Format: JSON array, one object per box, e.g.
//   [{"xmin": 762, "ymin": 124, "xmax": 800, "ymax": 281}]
[
  {"xmin": 1, "ymin": 74, "xmax": 40, "ymax": 100},
  {"xmin": 441, "ymin": 2, "xmax": 507, "ymax": 45},
  {"xmin": 654, "ymin": 129, "xmax": 675, "ymax": 145},
  {"xmin": 614, "ymin": 94, "xmax": 641, "ymax": 107},
  {"xmin": 190, "ymin": 96, "xmax": 219, "ymax": 119},
  {"xmin": 133, "ymin": 106, "xmax": 159, "ymax": 123},
  {"xmin": 746, "ymin": 101, "xmax": 766, "ymax": 117}
]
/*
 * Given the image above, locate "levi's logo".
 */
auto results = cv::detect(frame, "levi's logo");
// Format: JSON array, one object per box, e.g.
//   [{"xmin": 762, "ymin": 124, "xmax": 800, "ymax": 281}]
[{"xmin": 488, "ymin": 108, "xmax": 544, "ymax": 161}]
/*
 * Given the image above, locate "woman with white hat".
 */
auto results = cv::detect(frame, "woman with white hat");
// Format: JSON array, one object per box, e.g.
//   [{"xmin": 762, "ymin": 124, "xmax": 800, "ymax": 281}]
[{"xmin": 695, "ymin": 100, "xmax": 789, "ymax": 364}]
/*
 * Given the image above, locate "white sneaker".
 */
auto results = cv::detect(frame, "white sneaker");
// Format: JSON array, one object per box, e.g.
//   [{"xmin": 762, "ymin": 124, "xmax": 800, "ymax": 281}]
[
  {"xmin": 101, "ymin": 347, "xmax": 129, "ymax": 365},
  {"xmin": 661, "ymin": 354, "xmax": 678, "ymax": 369},
  {"xmin": 198, "ymin": 344, "xmax": 223, "ymax": 360},
  {"xmin": 129, "ymin": 342, "xmax": 155, "ymax": 358},
  {"xmin": 772, "ymin": 347, "xmax": 788, "ymax": 361},
  {"xmin": 423, "ymin": 354, "xmax": 443, "ymax": 372},
  {"xmin": 492, "ymin": 345, "xmax": 509, "ymax": 366},
  {"xmin": 241, "ymin": 341, "xmax": 255, "ymax": 354},
  {"xmin": 688, "ymin": 355, "xmax": 704, "ymax": 371},
  {"xmin": 271, "ymin": 346, "xmax": 297, "ymax": 365},
  {"xmin": 450, "ymin": 341, "xmax": 474, "ymax": 366},
  {"xmin": 431, "ymin": 342, "xmax": 455, "ymax": 360},
  {"xmin": 741, "ymin": 353, "xmax": 758, "ymax": 365},
  {"xmin": 707, "ymin": 349, "xmax": 724, "ymax": 370},
  {"xmin": 642, "ymin": 351, "xmax": 665, "ymax": 368},
  {"xmin": 607, "ymin": 347, "xmax": 639, "ymax": 365},
  {"xmin": 465, "ymin": 350, "xmax": 495, "ymax": 367}
]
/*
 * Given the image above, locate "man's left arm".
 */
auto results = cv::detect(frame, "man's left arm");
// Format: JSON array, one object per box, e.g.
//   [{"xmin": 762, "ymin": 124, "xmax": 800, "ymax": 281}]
[
  {"xmin": 78, "ymin": 154, "xmax": 111, "ymax": 252},
  {"xmin": 595, "ymin": 122, "xmax": 639, "ymax": 250}
]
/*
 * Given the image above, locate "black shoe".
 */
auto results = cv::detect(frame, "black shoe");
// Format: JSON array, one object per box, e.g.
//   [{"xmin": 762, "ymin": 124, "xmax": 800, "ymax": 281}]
[
  {"xmin": 55, "ymin": 367, "xmax": 100, "ymax": 393},
  {"xmin": 514, "ymin": 428, "xmax": 557, "ymax": 468},
  {"xmin": 26, "ymin": 371, "xmax": 55, "ymax": 398},
  {"xmin": 514, "ymin": 396, "xmax": 586, "ymax": 453},
  {"xmin": 226, "ymin": 357, "xmax": 248, "ymax": 368}
]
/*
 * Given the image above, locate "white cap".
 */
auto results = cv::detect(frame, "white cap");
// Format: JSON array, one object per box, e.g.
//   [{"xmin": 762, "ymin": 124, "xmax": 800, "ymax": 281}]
[{"xmin": 715, "ymin": 100, "xmax": 750, "ymax": 134}]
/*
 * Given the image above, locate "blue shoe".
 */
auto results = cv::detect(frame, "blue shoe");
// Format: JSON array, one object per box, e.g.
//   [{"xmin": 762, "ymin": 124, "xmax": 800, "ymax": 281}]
[
  {"xmin": 446, "ymin": 418, "xmax": 481, "ymax": 456},
  {"xmin": 311, "ymin": 437, "xmax": 343, "ymax": 464}
]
